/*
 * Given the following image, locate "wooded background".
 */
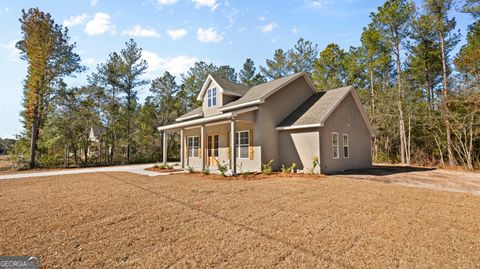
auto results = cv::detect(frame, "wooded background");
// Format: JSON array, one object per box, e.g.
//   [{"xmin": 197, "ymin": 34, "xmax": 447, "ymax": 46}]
[{"xmin": 5, "ymin": 0, "xmax": 480, "ymax": 170}]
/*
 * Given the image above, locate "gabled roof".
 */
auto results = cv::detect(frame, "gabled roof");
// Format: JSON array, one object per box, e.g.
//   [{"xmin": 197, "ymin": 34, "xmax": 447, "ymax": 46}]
[
  {"xmin": 196, "ymin": 74, "xmax": 250, "ymax": 101},
  {"xmin": 210, "ymin": 74, "xmax": 250, "ymax": 96},
  {"xmin": 219, "ymin": 72, "xmax": 317, "ymax": 111},
  {"xmin": 277, "ymin": 86, "xmax": 375, "ymax": 136},
  {"xmin": 176, "ymin": 106, "xmax": 203, "ymax": 122}
]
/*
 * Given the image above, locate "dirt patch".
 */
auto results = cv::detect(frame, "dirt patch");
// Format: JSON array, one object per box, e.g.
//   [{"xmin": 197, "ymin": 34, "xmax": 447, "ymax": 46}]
[{"xmin": 0, "ymin": 172, "xmax": 479, "ymax": 268}]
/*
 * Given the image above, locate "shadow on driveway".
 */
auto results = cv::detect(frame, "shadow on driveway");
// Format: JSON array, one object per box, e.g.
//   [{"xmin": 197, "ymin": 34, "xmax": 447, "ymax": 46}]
[{"xmin": 335, "ymin": 165, "xmax": 436, "ymax": 176}]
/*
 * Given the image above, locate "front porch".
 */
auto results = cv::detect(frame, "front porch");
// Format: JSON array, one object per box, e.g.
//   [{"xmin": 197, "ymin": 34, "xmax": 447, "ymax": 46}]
[{"xmin": 158, "ymin": 110, "xmax": 260, "ymax": 174}]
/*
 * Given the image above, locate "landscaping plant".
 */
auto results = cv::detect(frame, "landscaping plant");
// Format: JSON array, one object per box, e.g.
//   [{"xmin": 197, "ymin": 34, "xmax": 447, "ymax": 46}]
[{"xmin": 262, "ymin": 159, "xmax": 274, "ymax": 174}]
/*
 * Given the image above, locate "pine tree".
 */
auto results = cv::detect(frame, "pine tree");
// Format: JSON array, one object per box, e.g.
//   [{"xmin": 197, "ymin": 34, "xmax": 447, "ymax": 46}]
[
  {"xmin": 117, "ymin": 39, "xmax": 148, "ymax": 162},
  {"xmin": 16, "ymin": 8, "xmax": 83, "ymax": 168},
  {"xmin": 239, "ymin": 58, "xmax": 266, "ymax": 86},
  {"xmin": 287, "ymin": 38, "xmax": 319, "ymax": 74},
  {"xmin": 312, "ymin": 43, "xmax": 347, "ymax": 90},
  {"xmin": 372, "ymin": 0, "xmax": 415, "ymax": 164},
  {"xmin": 424, "ymin": 0, "xmax": 460, "ymax": 166},
  {"xmin": 260, "ymin": 49, "xmax": 290, "ymax": 79}
]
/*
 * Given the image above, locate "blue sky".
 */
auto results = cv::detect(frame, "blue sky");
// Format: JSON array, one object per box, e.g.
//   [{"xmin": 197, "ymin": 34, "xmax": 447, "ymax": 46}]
[{"xmin": 0, "ymin": 0, "xmax": 475, "ymax": 138}]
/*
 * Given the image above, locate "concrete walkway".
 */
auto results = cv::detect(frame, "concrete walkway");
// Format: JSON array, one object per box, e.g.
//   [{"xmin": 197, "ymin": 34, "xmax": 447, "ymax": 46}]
[{"xmin": 0, "ymin": 163, "xmax": 187, "ymax": 180}]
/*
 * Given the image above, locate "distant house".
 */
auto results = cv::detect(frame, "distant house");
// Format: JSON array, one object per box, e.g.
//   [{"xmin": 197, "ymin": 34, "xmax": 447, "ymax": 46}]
[
  {"xmin": 88, "ymin": 126, "xmax": 106, "ymax": 157},
  {"xmin": 158, "ymin": 72, "xmax": 374, "ymax": 174}
]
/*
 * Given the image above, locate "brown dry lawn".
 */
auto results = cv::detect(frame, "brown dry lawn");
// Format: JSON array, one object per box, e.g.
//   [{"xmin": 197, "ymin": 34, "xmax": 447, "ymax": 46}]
[{"xmin": 0, "ymin": 172, "xmax": 479, "ymax": 268}]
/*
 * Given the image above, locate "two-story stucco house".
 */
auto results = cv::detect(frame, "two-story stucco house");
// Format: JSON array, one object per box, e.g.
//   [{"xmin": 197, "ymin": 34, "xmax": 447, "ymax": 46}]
[{"xmin": 158, "ymin": 71, "xmax": 374, "ymax": 174}]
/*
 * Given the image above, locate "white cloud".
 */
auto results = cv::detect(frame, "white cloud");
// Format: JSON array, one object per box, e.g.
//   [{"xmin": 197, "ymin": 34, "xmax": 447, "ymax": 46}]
[
  {"xmin": 196, "ymin": 27, "xmax": 223, "ymax": 43},
  {"xmin": 157, "ymin": 0, "xmax": 178, "ymax": 5},
  {"xmin": 122, "ymin": 25, "xmax": 161, "ymax": 38},
  {"xmin": 192, "ymin": 0, "xmax": 219, "ymax": 11},
  {"xmin": 258, "ymin": 15, "xmax": 266, "ymax": 21},
  {"xmin": 64, "ymin": 13, "xmax": 88, "ymax": 28},
  {"xmin": 82, "ymin": 57, "xmax": 98, "ymax": 66},
  {"xmin": 84, "ymin": 12, "xmax": 115, "ymax": 36},
  {"xmin": 1, "ymin": 40, "xmax": 20, "ymax": 61},
  {"xmin": 261, "ymin": 22, "xmax": 277, "ymax": 33},
  {"xmin": 306, "ymin": 0, "xmax": 334, "ymax": 8},
  {"xmin": 292, "ymin": 28, "xmax": 299, "ymax": 34},
  {"xmin": 166, "ymin": 28, "xmax": 187, "ymax": 40},
  {"xmin": 142, "ymin": 50, "xmax": 197, "ymax": 77},
  {"xmin": 90, "ymin": 0, "xmax": 98, "ymax": 7},
  {"xmin": 226, "ymin": 8, "xmax": 239, "ymax": 28}
]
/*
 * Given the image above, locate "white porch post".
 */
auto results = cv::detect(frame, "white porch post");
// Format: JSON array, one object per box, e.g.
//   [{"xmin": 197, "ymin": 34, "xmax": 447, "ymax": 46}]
[
  {"xmin": 162, "ymin": 130, "xmax": 167, "ymax": 165},
  {"xmin": 230, "ymin": 118, "xmax": 236, "ymax": 174},
  {"xmin": 200, "ymin": 125, "xmax": 206, "ymax": 171},
  {"xmin": 180, "ymin": 129, "xmax": 185, "ymax": 169}
]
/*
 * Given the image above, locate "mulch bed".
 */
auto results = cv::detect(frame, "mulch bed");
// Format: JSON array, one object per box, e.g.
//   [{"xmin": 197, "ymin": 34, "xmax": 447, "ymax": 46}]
[
  {"xmin": 145, "ymin": 167, "xmax": 182, "ymax": 173},
  {"xmin": 187, "ymin": 171, "xmax": 326, "ymax": 180}
]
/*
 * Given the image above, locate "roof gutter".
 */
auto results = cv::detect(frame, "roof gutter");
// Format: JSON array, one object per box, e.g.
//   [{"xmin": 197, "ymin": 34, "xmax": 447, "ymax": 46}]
[
  {"xmin": 218, "ymin": 99, "xmax": 264, "ymax": 112},
  {"xmin": 276, "ymin": 123, "xmax": 322, "ymax": 131}
]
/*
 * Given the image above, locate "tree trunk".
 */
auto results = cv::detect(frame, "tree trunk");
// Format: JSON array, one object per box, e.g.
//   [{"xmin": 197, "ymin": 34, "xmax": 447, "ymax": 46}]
[
  {"xmin": 395, "ymin": 41, "xmax": 407, "ymax": 165},
  {"xmin": 29, "ymin": 109, "xmax": 40, "ymax": 169},
  {"xmin": 64, "ymin": 143, "xmax": 69, "ymax": 168},
  {"xmin": 370, "ymin": 68, "xmax": 378, "ymax": 160},
  {"xmin": 439, "ymin": 32, "xmax": 455, "ymax": 166}
]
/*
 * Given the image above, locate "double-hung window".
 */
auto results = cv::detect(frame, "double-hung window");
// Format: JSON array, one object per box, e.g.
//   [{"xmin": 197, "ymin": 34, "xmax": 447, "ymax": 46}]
[
  {"xmin": 236, "ymin": 130, "xmax": 249, "ymax": 159},
  {"xmin": 343, "ymin": 134, "xmax": 349, "ymax": 158},
  {"xmin": 187, "ymin": 136, "xmax": 199, "ymax": 158},
  {"xmin": 332, "ymin": 132, "xmax": 339, "ymax": 159},
  {"xmin": 207, "ymin": 87, "xmax": 217, "ymax": 107}
]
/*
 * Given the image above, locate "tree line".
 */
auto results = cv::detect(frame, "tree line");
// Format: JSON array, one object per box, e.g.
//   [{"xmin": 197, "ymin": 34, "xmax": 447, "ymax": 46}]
[{"xmin": 11, "ymin": 0, "xmax": 480, "ymax": 170}]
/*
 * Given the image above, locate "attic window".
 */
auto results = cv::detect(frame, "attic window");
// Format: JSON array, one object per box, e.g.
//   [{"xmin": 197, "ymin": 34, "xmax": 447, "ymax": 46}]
[{"xmin": 207, "ymin": 87, "xmax": 217, "ymax": 107}]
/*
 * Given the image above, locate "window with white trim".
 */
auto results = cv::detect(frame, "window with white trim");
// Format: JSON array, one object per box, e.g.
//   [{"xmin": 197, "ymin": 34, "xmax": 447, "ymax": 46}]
[
  {"xmin": 343, "ymin": 134, "xmax": 349, "ymax": 158},
  {"xmin": 332, "ymin": 132, "xmax": 339, "ymax": 159},
  {"xmin": 187, "ymin": 136, "xmax": 199, "ymax": 158},
  {"xmin": 207, "ymin": 87, "xmax": 217, "ymax": 107},
  {"xmin": 236, "ymin": 130, "xmax": 249, "ymax": 159}
]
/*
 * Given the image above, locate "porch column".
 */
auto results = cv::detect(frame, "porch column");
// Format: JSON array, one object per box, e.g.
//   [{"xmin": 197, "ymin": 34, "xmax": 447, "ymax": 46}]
[
  {"xmin": 162, "ymin": 130, "xmax": 167, "ymax": 165},
  {"xmin": 230, "ymin": 118, "xmax": 236, "ymax": 174},
  {"xmin": 200, "ymin": 125, "xmax": 206, "ymax": 171},
  {"xmin": 180, "ymin": 129, "xmax": 185, "ymax": 169}
]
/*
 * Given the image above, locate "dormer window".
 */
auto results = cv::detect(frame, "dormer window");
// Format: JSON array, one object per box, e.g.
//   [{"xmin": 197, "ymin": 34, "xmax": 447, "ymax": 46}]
[{"xmin": 207, "ymin": 87, "xmax": 217, "ymax": 107}]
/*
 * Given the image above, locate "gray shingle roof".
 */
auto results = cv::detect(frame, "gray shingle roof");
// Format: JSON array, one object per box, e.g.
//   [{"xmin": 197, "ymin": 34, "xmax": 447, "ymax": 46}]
[
  {"xmin": 210, "ymin": 75, "xmax": 250, "ymax": 97},
  {"xmin": 277, "ymin": 86, "xmax": 353, "ymax": 127},
  {"xmin": 176, "ymin": 106, "xmax": 203, "ymax": 121},
  {"xmin": 221, "ymin": 72, "xmax": 305, "ymax": 110}
]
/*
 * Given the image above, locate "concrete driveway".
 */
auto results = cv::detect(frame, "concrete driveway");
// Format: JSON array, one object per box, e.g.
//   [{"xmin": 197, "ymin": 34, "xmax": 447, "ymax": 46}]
[
  {"xmin": 0, "ymin": 163, "xmax": 185, "ymax": 180},
  {"xmin": 337, "ymin": 165, "xmax": 480, "ymax": 196}
]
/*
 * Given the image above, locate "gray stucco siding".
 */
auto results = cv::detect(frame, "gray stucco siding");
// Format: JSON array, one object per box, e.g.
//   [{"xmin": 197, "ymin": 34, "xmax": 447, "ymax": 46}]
[
  {"xmin": 278, "ymin": 128, "xmax": 320, "ymax": 173},
  {"xmin": 319, "ymin": 92, "xmax": 372, "ymax": 174},
  {"xmin": 257, "ymin": 77, "xmax": 315, "ymax": 170}
]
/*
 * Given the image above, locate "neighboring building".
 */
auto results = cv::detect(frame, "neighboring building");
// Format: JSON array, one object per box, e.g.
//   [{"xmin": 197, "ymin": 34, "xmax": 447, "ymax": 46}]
[
  {"xmin": 87, "ymin": 126, "xmax": 106, "ymax": 158},
  {"xmin": 158, "ymin": 72, "xmax": 374, "ymax": 174}
]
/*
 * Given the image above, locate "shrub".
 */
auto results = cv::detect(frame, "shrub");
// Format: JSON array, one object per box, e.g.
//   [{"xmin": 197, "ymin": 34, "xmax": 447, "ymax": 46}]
[
  {"xmin": 262, "ymin": 159, "xmax": 273, "ymax": 174},
  {"xmin": 308, "ymin": 156, "xmax": 319, "ymax": 174},
  {"xmin": 241, "ymin": 170, "xmax": 251, "ymax": 178},
  {"xmin": 216, "ymin": 159, "xmax": 228, "ymax": 176},
  {"xmin": 188, "ymin": 166, "xmax": 195, "ymax": 173},
  {"xmin": 281, "ymin": 163, "xmax": 297, "ymax": 173},
  {"xmin": 202, "ymin": 167, "xmax": 210, "ymax": 175}
]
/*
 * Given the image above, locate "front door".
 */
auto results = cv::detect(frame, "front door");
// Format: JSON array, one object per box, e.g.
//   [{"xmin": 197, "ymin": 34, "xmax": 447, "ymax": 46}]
[{"xmin": 207, "ymin": 134, "xmax": 219, "ymax": 166}]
